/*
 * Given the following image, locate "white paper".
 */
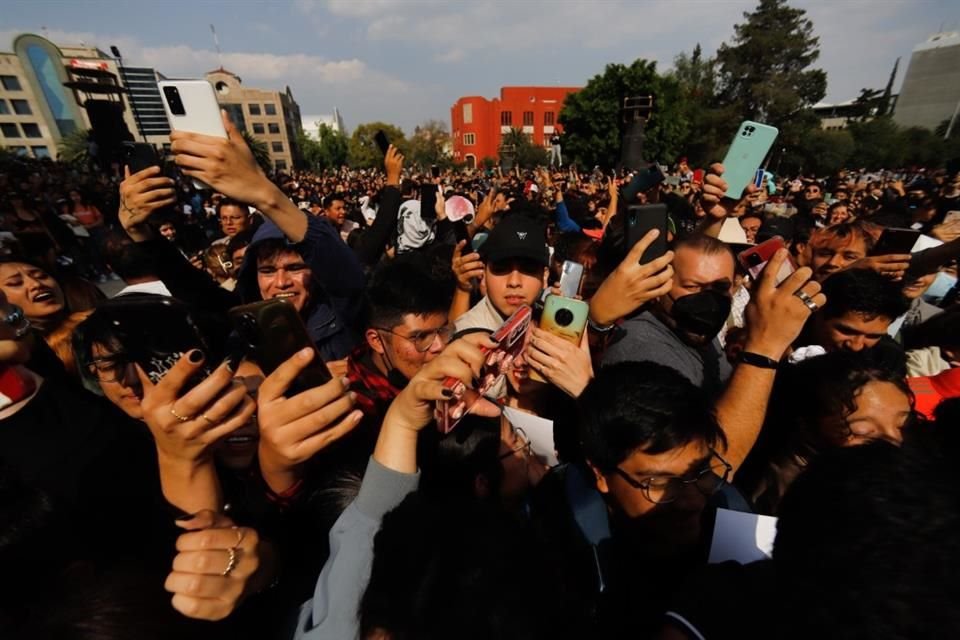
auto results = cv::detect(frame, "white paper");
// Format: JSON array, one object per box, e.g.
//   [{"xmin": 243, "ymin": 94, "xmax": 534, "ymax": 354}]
[
  {"xmin": 912, "ymin": 234, "xmax": 943, "ymax": 253},
  {"xmin": 502, "ymin": 406, "xmax": 558, "ymax": 467},
  {"xmin": 708, "ymin": 507, "xmax": 778, "ymax": 564}
]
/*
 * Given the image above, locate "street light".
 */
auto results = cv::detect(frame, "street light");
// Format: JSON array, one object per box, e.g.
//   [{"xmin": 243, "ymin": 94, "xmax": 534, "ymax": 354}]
[{"xmin": 110, "ymin": 45, "xmax": 145, "ymax": 142}]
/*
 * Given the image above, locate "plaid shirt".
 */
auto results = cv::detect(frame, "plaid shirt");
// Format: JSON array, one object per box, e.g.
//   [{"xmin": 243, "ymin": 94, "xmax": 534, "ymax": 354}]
[{"xmin": 346, "ymin": 344, "xmax": 401, "ymax": 423}]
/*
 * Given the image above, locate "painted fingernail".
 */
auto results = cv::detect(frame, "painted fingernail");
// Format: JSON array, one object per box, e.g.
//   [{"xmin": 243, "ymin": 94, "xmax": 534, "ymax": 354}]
[
  {"xmin": 188, "ymin": 349, "xmax": 205, "ymax": 364},
  {"xmin": 442, "ymin": 388, "xmax": 454, "ymax": 398}
]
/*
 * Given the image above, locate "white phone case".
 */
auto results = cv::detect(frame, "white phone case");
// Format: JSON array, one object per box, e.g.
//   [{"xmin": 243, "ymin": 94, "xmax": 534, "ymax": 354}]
[{"xmin": 158, "ymin": 80, "xmax": 228, "ymax": 190}]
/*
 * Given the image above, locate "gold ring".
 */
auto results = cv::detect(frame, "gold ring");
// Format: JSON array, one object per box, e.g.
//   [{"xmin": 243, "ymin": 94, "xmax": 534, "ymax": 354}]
[
  {"xmin": 200, "ymin": 413, "xmax": 215, "ymax": 425},
  {"xmin": 169, "ymin": 406, "xmax": 192, "ymax": 423},
  {"xmin": 222, "ymin": 546, "xmax": 238, "ymax": 577}
]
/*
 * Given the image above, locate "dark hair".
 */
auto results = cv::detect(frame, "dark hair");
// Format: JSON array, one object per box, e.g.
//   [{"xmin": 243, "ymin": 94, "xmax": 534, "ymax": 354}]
[
  {"xmin": 251, "ymin": 236, "xmax": 305, "ymax": 267},
  {"xmin": 773, "ymin": 434, "xmax": 960, "ymax": 638},
  {"xmin": 322, "ymin": 192, "xmax": 346, "ymax": 209},
  {"xmin": 578, "ymin": 362, "xmax": 725, "ymax": 474},
  {"xmin": 226, "ymin": 228, "xmax": 254, "ymax": 258},
  {"xmin": 98, "ymin": 230, "xmax": 159, "ymax": 281},
  {"xmin": 826, "ymin": 201, "xmax": 848, "ymax": 215},
  {"xmin": 366, "ymin": 255, "xmax": 452, "ymax": 329},
  {"xmin": 672, "ymin": 232, "xmax": 736, "ymax": 262},
  {"xmin": 740, "ymin": 208, "xmax": 764, "ymax": 222},
  {"xmin": 902, "ymin": 308, "xmax": 960, "ymax": 352},
  {"xmin": 215, "ymin": 197, "xmax": 248, "ymax": 218},
  {"xmin": 814, "ymin": 219, "xmax": 877, "ymax": 252},
  {"xmin": 819, "ymin": 268, "xmax": 910, "ymax": 321},
  {"xmin": 420, "ymin": 415, "xmax": 503, "ymax": 501}
]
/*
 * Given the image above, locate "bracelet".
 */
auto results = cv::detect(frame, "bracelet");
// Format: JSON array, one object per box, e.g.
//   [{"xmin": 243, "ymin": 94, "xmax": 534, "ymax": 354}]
[
  {"xmin": 588, "ymin": 318, "xmax": 616, "ymax": 334},
  {"xmin": 737, "ymin": 351, "xmax": 780, "ymax": 370}
]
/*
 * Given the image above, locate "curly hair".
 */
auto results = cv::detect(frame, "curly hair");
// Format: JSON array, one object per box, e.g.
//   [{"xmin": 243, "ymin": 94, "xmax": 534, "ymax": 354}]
[{"xmin": 819, "ymin": 268, "xmax": 910, "ymax": 321}]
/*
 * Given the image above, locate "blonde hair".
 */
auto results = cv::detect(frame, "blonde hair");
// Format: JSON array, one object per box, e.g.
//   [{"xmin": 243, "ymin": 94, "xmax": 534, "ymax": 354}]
[{"xmin": 44, "ymin": 309, "xmax": 93, "ymax": 377}]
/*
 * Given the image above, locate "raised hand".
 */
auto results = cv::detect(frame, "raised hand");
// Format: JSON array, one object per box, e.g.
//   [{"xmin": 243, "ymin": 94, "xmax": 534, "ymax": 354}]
[
  {"xmin": 166, "ymin": 510, "xmax": 266, "ymax": 621},
  {"xmin": 118, "ymin": 165, "xmax": 176, "ymax": 241},
  {"xmin": 384, "ymin": 144, "xmax": 404, "ymax": 186},
  {"xmin": 526, "ymin": 327, "xmax": 593, "ymax": 398},
  {"xmin": 588, "ymin": 229, "xmax": 675, "ymax": 327},
  {"xmin": 849, "ymin": 253, "xmax": 912, "ymax": 281},
  {"xmin": 256, "ymin": 348, "xmax": 362, "ymax": 494},
  {"xmin": 452, "ymin": 239, "xmax": 484, "ymax": 292},
  {"xmin": 743, "ymin": 249, "xmax": 826, "ymax": 360}
]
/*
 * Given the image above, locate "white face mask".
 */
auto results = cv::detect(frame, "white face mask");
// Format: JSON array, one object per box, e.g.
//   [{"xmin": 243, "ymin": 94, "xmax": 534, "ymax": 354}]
[{"xmin": 922, "ymin": 271, "xmax": 958, "ymax": 304}]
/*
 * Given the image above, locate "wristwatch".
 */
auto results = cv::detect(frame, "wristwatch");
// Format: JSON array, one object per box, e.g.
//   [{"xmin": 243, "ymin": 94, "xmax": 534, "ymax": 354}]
[
  {"xmin": 588, "ymin": 317, "xmax": 616, "ymax": 334},
  {"xmin": 737, "ymin": 351, "xmax": 780, "ymax": 369}
]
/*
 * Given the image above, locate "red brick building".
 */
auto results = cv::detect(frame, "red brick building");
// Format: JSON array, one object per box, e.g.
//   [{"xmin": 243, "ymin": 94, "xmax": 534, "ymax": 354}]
[{"xmin": 450, "ymin": 86, "xmax": 581, "ymax": 167}]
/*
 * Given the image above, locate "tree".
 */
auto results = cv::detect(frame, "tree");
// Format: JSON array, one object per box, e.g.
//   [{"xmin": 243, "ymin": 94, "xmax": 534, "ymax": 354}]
[
  {"xmin": 559, "ymin": 59, "xmax": 692, "ymax": 169},
  {"xmin": 791, "ymin": 128, "xmax": 854, "ymax": 175},
  {"xmin": 500, "ymin": 128, "xmax": 549, "ymax": 168},
  {"xmin": 408, "ymin": 119, "xmax": 452, "ymax": 169},
  {"xmin": 668, "ymin": 44, "xmax": 735, "ymax": 166},
  {"xmin": 715, "ymin": 0, "xmax": 827, "ymax": 154},
  {"xmin": 57, "ymin": 128, "xmax": 93, "ymax": 165},
  {"xmin": 348, "ymin": 122, "xmax": 407, "ymax": 169},
  {"xmin": 847, "ymin": 116, "xmax": 902, "ymax": 169},
  {"xmin": 241, "ymin": 129, "xmax": 272, "ymax": 173},
  {"xmin": 298, "ymin": 123, "xmax": 348, "ymax": 170}
]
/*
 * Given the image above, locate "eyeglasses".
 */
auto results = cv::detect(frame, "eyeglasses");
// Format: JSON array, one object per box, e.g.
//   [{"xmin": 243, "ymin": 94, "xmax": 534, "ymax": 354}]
[
  {"xmin": 499, "ymin": 427, "xmax": 532, "ymax": 460},
  {"xmin": 375, "ymin": 324, "xmax": 455, "ymax": 353},
  {"xmin": 614, "ymin": 449, "xmax": 732, "ymax": 505},
  {"xmin": 88, "ymin": 355, "xmax": 134, "ymax": 384},
  {"xmin": 488, "ymin": 258, "xmax": 543, "ymax": 278}
]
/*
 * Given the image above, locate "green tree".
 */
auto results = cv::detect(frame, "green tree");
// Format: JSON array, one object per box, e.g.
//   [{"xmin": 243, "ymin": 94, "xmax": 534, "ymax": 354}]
[
  {"xmin": 298, "ymin": 123, "xmax": 349, "ymax": 170},
  {"xmin": 57, "ymin": 128, "xmax": 93, "ymax": 165},
  {"xmin": 241, "ymin": 129, "xmax": 272, "ymax": 173},
  {"xmin": 715, "ymin": 0, "xmax": 827, "ymax": 155},
  {"xmin": 408, "ymin": 119, "xmax": 452, "ymax": 169},
  {"xmin": 348, "ymin": 122, "xmax": 407, "ymax": 169},
  {"xmin": 791, "ymin": 128, "xmax": 854, "ymax": 175},
  {"xmin": 847, "ymin": 116, "xmax": 902, "ymax": 169},
  {"xmin": 500, "ymin": 128, "xmax": 549, "ymax": 168},
  {"xmin": 668, "ymin": 44, "xmax": 735, "ymax": 165},
  {"xmin": 559, "ymin": 59, "xmax": 691, "ymax": 169}
]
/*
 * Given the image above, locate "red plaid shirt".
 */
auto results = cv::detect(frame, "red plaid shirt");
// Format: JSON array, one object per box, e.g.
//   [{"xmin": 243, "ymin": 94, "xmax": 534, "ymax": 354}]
[{"xmin": 346, "ymin": 344, "xmax": 401, "ymax": 424}]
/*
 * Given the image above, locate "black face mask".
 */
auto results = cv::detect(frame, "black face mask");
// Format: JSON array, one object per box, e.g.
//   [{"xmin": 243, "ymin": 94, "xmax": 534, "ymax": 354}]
[{"xmin": 670, "ymin": 289, "xmax": 732, "ymax": 340}]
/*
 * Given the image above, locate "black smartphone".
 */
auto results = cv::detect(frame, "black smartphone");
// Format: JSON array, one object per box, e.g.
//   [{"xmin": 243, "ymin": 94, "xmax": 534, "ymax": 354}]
[
  {"xmin": 374, "ymin": 130, "xmax": 390, "ymax": 155},
  {"xmin": 122, "ymin": 142, "xmax": 160, "ymax": 174},
  {"xmin": 229, "ymin": 299, "xmax": 332, "ymax": 396},
  {"xmin": 420, "ymin": 183, "xmax": 437, "ymax": 222},
  {"xmin": 625, "ymin": 203, "xmax": 668, "ymax": 265},
  {"xmin": 871, "ymin": 227, "xmax": 920, "ymax": 256},
  {"xmin": 431, "ymin": 165, "xmax": 440, "ymax": 179}
]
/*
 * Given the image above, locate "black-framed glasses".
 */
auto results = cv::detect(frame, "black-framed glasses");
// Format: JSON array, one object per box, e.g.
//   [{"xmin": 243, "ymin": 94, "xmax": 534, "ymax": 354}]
[
  {"xmin": 499, "ymin": 427, "xmax": 532, "ymax": 460},
  {"xmin": 614, "ymin": 449, "xmax": 732, "ymax": 505},
  {"xmin": 87, "ymin": 353, "xmax": 134, "ymax": 384},
  {"xmin": 374, "ymin": 324, "xmax": 454, "ymax": 353}
]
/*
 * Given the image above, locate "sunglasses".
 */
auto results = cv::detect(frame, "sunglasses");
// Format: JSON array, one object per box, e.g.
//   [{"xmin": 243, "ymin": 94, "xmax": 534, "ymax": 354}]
[{"xmin": 488, "ymin": 258, "xmax": 543, "ymax": 277}]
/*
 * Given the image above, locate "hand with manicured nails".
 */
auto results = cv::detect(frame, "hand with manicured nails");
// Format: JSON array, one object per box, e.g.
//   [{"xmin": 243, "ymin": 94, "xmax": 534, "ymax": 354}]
[
  {"xmin": 166, "ymin": 510, "xmax": 266, "ymax": 621},
  {"xmin": 452, "ymin": 239, "xmax": 484, "ymax": 292},
  {"xmin": 743, "ymin": 249, "xmax": 827, "ymax": 360},
  {"xmin": 526, "ymin": 328, "xmax": 593, "ymax": 398},
  {"xmin": 118, "ymin": 165, "xmax": 177, "ymax": 241},
  {"xmin": 588, "ymin": 228, "xmax": 675, "ymax": 327},
  {"xmin": 256, "ymin": 348, "xmax": 362, "ymax": 494},
  {"xmin": 169, "ymin": 110, "xmax": 269, "ymax": 207},
  {"xmin": 137, "ymin": 350, "xmax": 257, "ymax": 464}
]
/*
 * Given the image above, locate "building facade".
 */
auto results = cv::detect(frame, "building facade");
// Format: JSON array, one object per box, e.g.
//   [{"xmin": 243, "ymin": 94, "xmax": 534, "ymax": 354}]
[
  {"xmin": 0, "ymin": 33, "xmax": 168, "ymax": 159},
  {"xmin": 206, "ymin": 68, "xmax": 303, "ymax": 171},
  {"xmin": 450, "ymin": 86, "xmax": 580, "ymax": 167},
  {"xmin": 301, "ymin": 108, "xmax": 345, "ymax": 138},
  {"xmin": 894, "ymin": 31, "xmax": 960, "ymax": 131}
]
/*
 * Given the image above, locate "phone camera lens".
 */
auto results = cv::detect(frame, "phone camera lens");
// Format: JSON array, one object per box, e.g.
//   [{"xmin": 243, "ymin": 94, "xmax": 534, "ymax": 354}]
[{"xmin": 554, "ymin": 308, "xmax": 574, "ymax": 327}]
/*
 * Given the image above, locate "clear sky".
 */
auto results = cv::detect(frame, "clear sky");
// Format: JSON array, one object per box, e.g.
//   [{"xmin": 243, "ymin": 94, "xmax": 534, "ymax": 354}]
[{"xmin": 3, "ymin": 0, "xmax": 957, "ymax": 133}]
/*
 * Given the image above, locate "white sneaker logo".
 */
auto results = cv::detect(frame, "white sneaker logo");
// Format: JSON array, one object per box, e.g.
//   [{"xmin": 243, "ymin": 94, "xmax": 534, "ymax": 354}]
[{"xmin": 517, "ymin": 232, "xmax": 527, "ymax": 240}]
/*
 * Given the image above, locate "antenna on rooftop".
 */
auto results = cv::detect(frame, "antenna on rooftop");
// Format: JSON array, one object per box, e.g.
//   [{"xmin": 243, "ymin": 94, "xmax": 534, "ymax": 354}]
[{"xmin": 210, "ymin": 24, "xmax": 224, "ymax": 69}]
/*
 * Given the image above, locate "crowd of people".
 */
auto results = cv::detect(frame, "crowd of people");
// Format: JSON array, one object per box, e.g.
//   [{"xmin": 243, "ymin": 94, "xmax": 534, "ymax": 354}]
[{"xmin": 1, "ymin": 109, "xmax": 960, "ymax": 640}]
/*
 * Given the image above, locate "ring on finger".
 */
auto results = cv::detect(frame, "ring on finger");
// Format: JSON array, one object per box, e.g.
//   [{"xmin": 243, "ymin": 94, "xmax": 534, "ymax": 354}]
[
  {"xmin": 794, "ymin": 290, "xmax": 813, "ymax": 304},
  {"xmin": 222, "ymin": 547, "xmax": 239, "ymax": 577},
  {"xmin": 169, "ymin": 406, "xmax": 193, "ymax": 423},
  {"xmin": 232, "ymin": 525, "xmax": 246, "ymax": 547}
]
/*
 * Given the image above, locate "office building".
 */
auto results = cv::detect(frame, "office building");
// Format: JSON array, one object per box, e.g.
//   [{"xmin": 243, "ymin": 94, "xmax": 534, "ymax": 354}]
[
  {"xmin": 206, "ymin": 68, "xmax": 303, "ymax": 170},
  {"xmin": 894, "ymin": 31, "xmax": 960, "ymax": 130},
  {"xmin": 450, "ymin": 86, "xmax": 580, "ymax": 167},
  {"xmin": 301, "ymin": 108, "xmax": 345, "ymax": 138}
]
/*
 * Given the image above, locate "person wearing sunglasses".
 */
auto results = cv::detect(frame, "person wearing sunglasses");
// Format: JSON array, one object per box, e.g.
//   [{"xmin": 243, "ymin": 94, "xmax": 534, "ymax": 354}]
[{"xmin": 454, "ymin": 211, "xmax": 549, "ymax": 334}]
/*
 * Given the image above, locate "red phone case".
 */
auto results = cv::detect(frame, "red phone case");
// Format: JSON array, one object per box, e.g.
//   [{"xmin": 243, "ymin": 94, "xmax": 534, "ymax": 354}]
[
  {"xmin": 435, "ymin": 305, "xmax": 533, "ymax": 434},
  {"xmin": 738, "ymin": 236, "xmax": 794, "ymax": 282}
]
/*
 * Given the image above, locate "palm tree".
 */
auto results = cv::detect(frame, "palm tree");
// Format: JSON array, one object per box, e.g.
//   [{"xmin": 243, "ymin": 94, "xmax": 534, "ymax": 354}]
[
  {"xmin": 241, "ymin": 130, "xmax": 273, "ymax": 173},
  {"xmin": 57, "ymin": 128, "xmax": 94, "ymax": 165}
]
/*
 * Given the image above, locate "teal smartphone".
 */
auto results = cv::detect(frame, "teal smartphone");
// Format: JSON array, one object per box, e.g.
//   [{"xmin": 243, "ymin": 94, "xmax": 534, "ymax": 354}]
[
  {"xmin": 721, "ymin": 121, "xmax": 779, "ymax": 199},
  {"xmin": 530, "ymin": 295, "xmax": 589, "ymax": 383}
]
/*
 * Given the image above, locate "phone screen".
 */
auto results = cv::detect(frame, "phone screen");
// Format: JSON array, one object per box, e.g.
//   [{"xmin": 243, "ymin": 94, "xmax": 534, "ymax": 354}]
[
  {"xmin": 420, "ymin": 184, "xmax": 437, "ymax": 222},
  {"xmin": 625, "ymin": 204, "xmax": 668, "ymax": 265},
  {"xmin": 872, "ymin": 228, "xmax": 920, "ymax": 256},
  {"xmin": 431, "ymin": 165, "xmax": 440, "ymax": 179}
]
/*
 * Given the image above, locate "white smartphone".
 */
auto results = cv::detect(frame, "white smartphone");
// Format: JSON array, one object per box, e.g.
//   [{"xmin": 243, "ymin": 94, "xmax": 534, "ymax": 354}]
[
  {"xmin": 721, "ymin": 121, "xmax": 779, "ymax": 199},
  {"xmin": 158, "ymin": 80, "xmax": 227, "ymax": 190},
  {"xmin": 944, "ymin": 210, "xmax": 960, "ymax": 225},
  {"xmin": 558, "ymin": 260, "xmax": 584, "ymax": 298}
]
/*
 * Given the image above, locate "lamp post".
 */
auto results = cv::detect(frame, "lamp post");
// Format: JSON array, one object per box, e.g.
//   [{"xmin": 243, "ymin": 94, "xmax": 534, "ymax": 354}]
[{"xmin": 110, "ymin": 45, "xmax": 145, "ymax": 142}]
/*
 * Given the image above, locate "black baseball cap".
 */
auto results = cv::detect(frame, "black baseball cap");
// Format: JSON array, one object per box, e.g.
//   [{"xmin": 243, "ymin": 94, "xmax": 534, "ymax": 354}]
[{"xmin": 479, "ymin": 214, "xmax": 549, "ymax": 267}]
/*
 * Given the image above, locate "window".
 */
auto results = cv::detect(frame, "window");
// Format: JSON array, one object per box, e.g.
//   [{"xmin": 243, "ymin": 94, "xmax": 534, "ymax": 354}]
[
  {"xmin": 544, "ymin": 111, "xmax": 555, "ymax": 126},
  {"xmin": 9, "ymin": 146, "xmax": 27, "ymax": 156},
  {"xmin": 1, "ymin": 123, "xmax": 20, "ymax": 138},
  {"xmin": 275, "ymin": 159, "xmax": 287, "ymax": 170},
  {"xmin": 21, "ymin": 123, "xmax": 41, "ymax": 138},
  {"xmin": 463, "ymin": 133, "xmax": 476, "ymax": 146},
  {"xmin": 31, "ymin": 146, "xmax": 49, "ymax": 158},
  {"xmin": 248, "ymin": 103, "xmax": 261, "ymax": 116},
  {"xmin": 11, "ymin": 99, "xmax": 31, "ymax": 115},
  {"xmin": 253, "ymin": 123, "xmax": 265, "ymax": 135},
  {"xmin": 268, "ymin": 123, "xmax": 280, "ymax": 135},
  {"xmin": 265, "ymin": 103, "xmax": 277, "ymax": 116},
  {"xmin": 271, "ymin": 141, "xmax": 284, "ymax": 153},
  {"xmin": 462, "ymin": 103, "xmax": 473, "ymax": 124},
  {"xmin": 0, "ymin": 76, "xmax": 22, "ymax": 91},
  {"xmin": 0, "ymin": 100, "xmax": 7, "ymax": 115},
  {"xmin": 500, "ymin": 111, "xmax": 512, "ymax": 127},
  {"xmin": 523, "ymin": 111, "xmax": 534, "ymax": 126}
]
